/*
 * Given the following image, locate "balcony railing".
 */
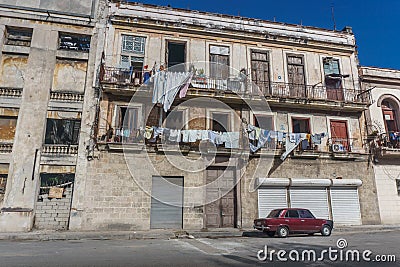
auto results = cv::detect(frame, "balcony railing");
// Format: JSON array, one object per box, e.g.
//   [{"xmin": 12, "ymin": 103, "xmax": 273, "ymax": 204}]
[
  {"xmin": 327, "ymin": 138, "xmax": 359, "ymax": 152},
  {"xmin": 99, "ymin": 66, "xmax": 369, "ymax": 104},
  {"xmin": 42, "ymin": 144, "xmax": 78, "ymax": 155},
  {"xmin": 0, "ymin": 87, "xmax": 23, "ymax": 97},
  {"xmin": 100, "ymin": 66, "xmax": 145, "ymax": 86},
  {"xmin": 50, "ymin": 91, "xmax": 84, "ymax": 102},
  {"xmin": 379, "ymin": 132, "xmax": 400, "ymax": 150},
  {"xmin": 0, "ymin": 143, "xmax": 13, "ymax": 153}
]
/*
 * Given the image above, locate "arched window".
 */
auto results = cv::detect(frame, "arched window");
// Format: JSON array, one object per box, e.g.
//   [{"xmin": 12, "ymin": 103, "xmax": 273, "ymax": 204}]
[{"xmin": 381, "ymin": 99, "xmax": 399, "ymax": 133}]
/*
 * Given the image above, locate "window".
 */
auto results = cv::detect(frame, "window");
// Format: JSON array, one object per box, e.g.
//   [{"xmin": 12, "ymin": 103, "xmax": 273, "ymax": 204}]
[
  {"xmin": 285, "ymin": 210, "xmax": 299, "ymax": 218},
  {"xmin": 254, "ymin": 115, "xmax": 274, "ymax": 130},
  {"xmin": 59, "ymin": 32, "xmax": 90, "ymax": 52},
  {"xmin": 0, "ymin": 174, "xmax": 7, "ymax": 195},
  {"xmin": 165, "ymin": 110, "xmax": 184, "ymax": 130},
  {"xmin": 397, "ymin": 179, "xmax": 400, "ymax": 195},
  {"xmin": 210, "ymin": 45, "xmax": 230, "ymax": 79},
  {"xmin": 45, "ymin": 119, "xmax": 81, "ymax": 145},
  {"xmin": 167, "ymin": 42, "xmax": 186, "ymax": 71},
  {"xmin": 211, "ymin": 112, "xmax": 230, "ymax": 132},
  {"xmin": 323, "ymin": 58, "xmax": 342, "ymax": 90},
  {"xmin": 381, "ymin": 100, "xmax": 399, "ymax": 133},
  {"xmin": 39, "ymin": 173, "xmax": 74, "ymax": 195},
  {"xmin": 117, "ymin": 107, "xmax": 139, "ymax": 131},
  {"xmin": 5, "ymin": 26, "xmax": 32, "ymax": 46},
  {"xmin": 251, "ymin": 51, "xmax": 270, "ymax": 93},
  {"xmin": 0, "ymin": 116, "xmax": 17, "ymax": 142},
  {"xmin": 292, "ymin": 118, "xmax": 310, "ymax": 133},
  {"xmin": 122, "ymin": 35, "xmax": 146, "ymax": 54},
  {"xmin": 298, "ymin": 209, "xmax": 315, "ymax": 219},
  {"xmin": 267, "ymin": 209, "xmax": 283, "ymax": 218}
]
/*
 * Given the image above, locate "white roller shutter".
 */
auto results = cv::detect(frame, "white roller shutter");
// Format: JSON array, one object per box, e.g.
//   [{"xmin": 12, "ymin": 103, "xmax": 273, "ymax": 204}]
[
  {"xmin": 258, "ymin": 188, "xmax": 287, "ymax": 218},
  {"xmin": 290, "ymin": 187, "xmax": 330, "ymax": 219},
  {"xmin": 330, "ymin": 187, "xmax": 362, "ymax": 225}
]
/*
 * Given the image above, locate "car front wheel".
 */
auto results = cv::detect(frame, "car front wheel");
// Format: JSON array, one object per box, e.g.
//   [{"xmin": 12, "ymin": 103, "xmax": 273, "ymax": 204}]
[
  {"xmin": 321, "ymin": 225, "xmax": 332, "ymax": 236},
  {"xmin": 277, "ymin": 226, "xmax": 289, "ymax": 238}
]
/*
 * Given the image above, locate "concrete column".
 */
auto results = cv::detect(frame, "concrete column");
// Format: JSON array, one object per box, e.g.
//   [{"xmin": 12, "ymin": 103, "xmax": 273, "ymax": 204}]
[{"xmin": 0, "ymin": 27, "xmax": 57, "ymax": 232}]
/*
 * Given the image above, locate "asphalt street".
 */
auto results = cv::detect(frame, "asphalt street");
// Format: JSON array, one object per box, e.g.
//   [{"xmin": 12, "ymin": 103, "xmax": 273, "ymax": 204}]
[{"xmin": 0, "ymin": 230, "xmax": 399, "ymax": 267}]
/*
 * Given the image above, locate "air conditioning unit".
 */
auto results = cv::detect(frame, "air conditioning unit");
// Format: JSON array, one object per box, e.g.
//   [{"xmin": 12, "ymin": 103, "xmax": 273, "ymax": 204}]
[{"xmin": 332, "ymin": 143, "xmax": 345, "ymax": 152}]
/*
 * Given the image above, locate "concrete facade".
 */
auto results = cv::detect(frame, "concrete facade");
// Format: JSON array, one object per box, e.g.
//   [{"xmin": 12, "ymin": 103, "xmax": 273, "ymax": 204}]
[
  {"xmin": 0, "ymin": 1, "xmax": 386, "ymax": 232},
  {"xmin": 360, "ymin": 66, "xmax": 400, "ymax": 224}
]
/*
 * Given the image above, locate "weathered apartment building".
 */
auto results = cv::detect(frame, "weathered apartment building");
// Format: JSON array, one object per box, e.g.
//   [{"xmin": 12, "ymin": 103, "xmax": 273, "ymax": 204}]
[
  {"xmin": 360, "ymin": 66, "xmax": 400, "ymax": 224},
  {"xmin": 0, "ymin": 0, "xmax": 383, "ymax": 232},
  {"xmin": 0, "ymin": 0, "xmax": 105, "ymax": 231}
]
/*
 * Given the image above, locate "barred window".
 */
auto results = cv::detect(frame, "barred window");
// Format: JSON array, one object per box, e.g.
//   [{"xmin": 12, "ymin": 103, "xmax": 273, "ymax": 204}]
[{"xmin": 122, "ymin": 35, "xmax": 146, "ymax": 54}]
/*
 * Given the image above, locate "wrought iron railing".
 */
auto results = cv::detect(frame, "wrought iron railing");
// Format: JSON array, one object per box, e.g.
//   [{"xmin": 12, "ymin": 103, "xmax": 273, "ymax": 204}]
[
  {"xmin": 327, "ymin": 137, "xmax": 359, "ymax": 152},
  {"xmin": 379, "ymin": 132, "xmax": 400, "ymax": 150},
  {"xmin": 42, "ymin": 144, "xmax": 79, "ymax": 155},
  {"xmin": 99, "ymin": 66, "xmax": 370, "ymax": 104}
]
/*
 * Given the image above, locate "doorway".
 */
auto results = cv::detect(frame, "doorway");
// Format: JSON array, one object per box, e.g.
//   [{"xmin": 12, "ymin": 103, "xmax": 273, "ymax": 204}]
[
  {"xmin": 205, "ymin": 167, "xmax": 237, "ymax": 228},
  {"xmin": 167, "ymin": 41, "xmax": 186, "ymax": 72}
]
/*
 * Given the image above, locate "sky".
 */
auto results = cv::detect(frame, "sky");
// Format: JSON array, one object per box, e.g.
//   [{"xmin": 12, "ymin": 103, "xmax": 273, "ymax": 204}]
[{"xmin": 130, "ymin": 0, "xmax": 400, "ymax": 70}]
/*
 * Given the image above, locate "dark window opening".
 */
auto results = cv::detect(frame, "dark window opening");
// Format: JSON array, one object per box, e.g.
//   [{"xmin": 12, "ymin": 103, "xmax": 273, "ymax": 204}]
[
  {"xmin": 397, "ymin": 179, "xmax": 400, "ymax": 196},
  {"xmin": 210, "ymin": 45, "xmax": 230, "ymax": 79},
  {"xmin": 165, "ymin": 110, "xmax": 184, "ymax": 130},
  {"xmin": 59, "ymin": 32, "xmax": 90, "ymax": 52},
  {"xmin": 0, "ymin": 174, "xmax": 7, "ymax": 195},
  {"xmin": 118, "ymin": 107, "xmax": 138, "ymax": 130},
  {"xmin": 292, "ymin": 118, "xmax": 310, "ymax": 133},
  {"xmin": 39, "ymin": 173, "xmax": 74, "ymax": 195},
  {"xmin": 5, "ymin": 26, "xmax": 32, "ymax": 46},
  {"xmin": 167, "ymin": 42, "xmax": 186, "ymax": 71},
  {"xmin": 324, "ymin": 58, "xmax": 344, "ymax": 101},
  {"xmin": 45, "ymin": 119, "xmax": 81, "ymax": 145},
  {"xmin": 254, "ymin": 115, "xmax": 274, "ymax": 130},
  {"xmin": 212, "ymin": 113, "xmax": 229, "ymax": 132},
  {"xmin": 251, "ymin": 51, "xmax": 270, "ymax": 93},
  {"xmin": 0, "ymin": 116, "xmax": 17, "ymax": 142}
]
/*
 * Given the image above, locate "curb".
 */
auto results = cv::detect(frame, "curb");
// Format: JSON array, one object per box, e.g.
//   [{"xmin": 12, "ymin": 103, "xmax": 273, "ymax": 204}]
[{"xmin": 0, "ymin": 226, "xmax": 399, "ymax": 241}]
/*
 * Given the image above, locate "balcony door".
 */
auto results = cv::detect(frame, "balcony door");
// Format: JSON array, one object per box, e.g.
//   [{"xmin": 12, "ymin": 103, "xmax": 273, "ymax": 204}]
[
  {"xmin": 330, "ymin": 120, "xmax": 349, "ymax": 151},
  {"xmin": 287, "ymin": 55, "xmax": 306, "ymax": 98},
  {"xmin": 324, "ymin": 58, "xmax": 344, "ymax": 101},
  {"xmin": 167, "ymin": 41, "xmax": 186, "ymax": 72}
]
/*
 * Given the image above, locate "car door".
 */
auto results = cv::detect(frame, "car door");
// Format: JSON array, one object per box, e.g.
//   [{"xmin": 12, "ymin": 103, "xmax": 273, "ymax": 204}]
[
  {"xmin": 284, "ymin": 209, "xmax": 302, "ymax": 232},
  {"xmin": 298, "ymin": 209, "xmax": 317, "ymax": 232}
]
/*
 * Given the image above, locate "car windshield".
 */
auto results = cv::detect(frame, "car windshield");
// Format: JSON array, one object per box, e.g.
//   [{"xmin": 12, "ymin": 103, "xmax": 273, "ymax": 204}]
[{"xmin": 267, "ymin": 209, "xmax": 283, "ymax": 218}]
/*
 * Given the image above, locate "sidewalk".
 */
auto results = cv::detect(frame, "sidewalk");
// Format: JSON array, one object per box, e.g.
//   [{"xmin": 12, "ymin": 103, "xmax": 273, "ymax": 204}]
[{"xmin": 0, "ymin": 225, "xmax": 399, "ymax": 241}]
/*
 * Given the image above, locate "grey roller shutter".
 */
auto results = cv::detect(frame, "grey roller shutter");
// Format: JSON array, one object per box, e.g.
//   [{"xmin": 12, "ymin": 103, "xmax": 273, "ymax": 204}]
[
  {"xmin": 330, "ymin": 187, "xmax": 362, "ymax": 225},
  {"xmin": 150, "ymin": 176, "xmax": 183, "ymax": 229},
  {"xmin": 290, "ymin": 187, "xmax": 330, "ymax": 219},
  {"xmin": 258, "ymin": 188, "xmax": 288, "ymax": 218}
]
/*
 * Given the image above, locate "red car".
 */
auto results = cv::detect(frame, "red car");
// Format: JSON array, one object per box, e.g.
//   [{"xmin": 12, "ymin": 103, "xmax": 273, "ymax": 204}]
[{"xmin": 254, "ymin": 208, "xmax": 333, "ymax": 238}]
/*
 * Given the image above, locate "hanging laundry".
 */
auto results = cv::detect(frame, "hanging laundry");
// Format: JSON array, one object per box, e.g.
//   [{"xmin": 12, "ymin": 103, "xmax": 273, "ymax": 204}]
[
  {"xmin": 169, "ymin": 129, "xmax": 181, "ymax": 142},
  {"xmin": 224, "ymin": 132, "xmax": 240, "ymax": 149},
  {"xmin": 179, "ymin": 73, "xmax": 194, "ymax": 98},
  {"xmin": 249, "ymin": 130, "xmax": 271, "ymax": 152},
  {"xmin": 280, "ymin": 135, "xmax": 306, "ymax": 161},
  {"xmin": 152, "ymin": 71, "xmax": 193, "ymax": 112},
  {"xmin": 208, "ymin": 131, "xmax": 217, "ymax": 144},
  {"xmin": 200, "ymin": 130, "xmax": 209, "ymax": 141},
  {"xmin": 188, "ymin": 130, "xmax": 198, "ymax": 142},
  {"xmin": 311, "ymin": 133, "xmax": 322, "ymax": 144},
  {"xmin": 144, "ymin": 126, "xmax": 153, "ymax": 140},
  {"xmin": 153, "ymin": 127, "xmax": 164, "ymax": 139},
  {"xmin": 181, "ymin": 130, "xmax": 189, "ymax": 142}
]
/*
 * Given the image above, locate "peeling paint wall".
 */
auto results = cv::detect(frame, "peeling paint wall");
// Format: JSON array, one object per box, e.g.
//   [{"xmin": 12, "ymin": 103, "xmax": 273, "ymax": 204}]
[
  {"xmin": 52, "ymin": 60, "xmax": 88, "ymax": 93},
  {"xmin": 0, "ymin": 54, "xmax": 28, "ymax": 88},
  {"xmin": 0, "ymin": 117, "xmax": 17, "ymax": 142}
]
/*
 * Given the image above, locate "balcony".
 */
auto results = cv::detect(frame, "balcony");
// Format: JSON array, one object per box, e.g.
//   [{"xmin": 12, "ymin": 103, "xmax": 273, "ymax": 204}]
[
  {"xmin": 0, "ymin": 87, "xmax": 23, "ymax": 98},
  {"xmin": 42, "ymin": 144, "xmax": 79, "ymax": 155},
  {"xmin": 50, "ymin": 92, "xmax": 84, "ymax": 102},
  {"xmin": 99, "ymin": 66, "xmax": 370, "ymax": 107},
  {"xmin": 377, "ymin": 132, "xmax": 400, "ymax": 157},
  {"xmin": 0, "ymin": 143, "xmax": 13, "ymax": 153}
]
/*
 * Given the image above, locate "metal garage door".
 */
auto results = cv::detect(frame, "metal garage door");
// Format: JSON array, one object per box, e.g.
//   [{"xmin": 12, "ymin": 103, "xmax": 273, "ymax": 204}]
[
  {"xmin": 330, "ymin": 187, "xmax": 362, "ymax": 225},
  {"xmin": 150, "ymin": 176, "xmax": 183, "ymax": 229},
  {"xmin": 290, "ymin": 187, "xmax": 330, "ymax": 219},
  {"xmin": 258, "ymin": 188, "xmax": 288, "ymax": 218}
]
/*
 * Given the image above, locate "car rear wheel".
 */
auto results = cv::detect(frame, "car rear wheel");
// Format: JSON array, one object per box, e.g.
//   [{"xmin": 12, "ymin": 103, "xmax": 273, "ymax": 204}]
[
  {"xmin": 277, "ymin": 226, "xmax": 289, "ymax": 238},
  {"xmin": 321, "ymin": 225, "xmax": 332, "ymax": 236}
]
